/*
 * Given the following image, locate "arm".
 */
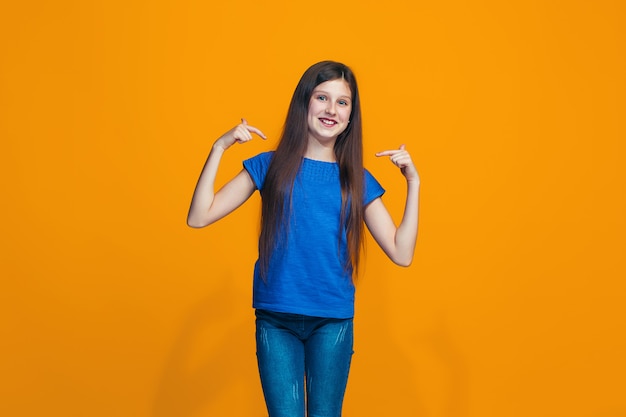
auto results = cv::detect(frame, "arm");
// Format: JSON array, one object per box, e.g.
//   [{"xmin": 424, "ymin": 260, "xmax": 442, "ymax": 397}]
[
  {"xmin": 364, "ymin": 145, "xmax": 420, "ymax": 266},
  {"xmin": 187, "ymin": 119, "xmax": 266, "ymax": 228}
]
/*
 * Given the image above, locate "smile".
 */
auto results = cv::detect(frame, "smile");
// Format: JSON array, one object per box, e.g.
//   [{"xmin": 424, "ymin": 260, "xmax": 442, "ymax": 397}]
[{"xmin": 319, "ymin": 118, "xmax": 337, "ymax": 127}]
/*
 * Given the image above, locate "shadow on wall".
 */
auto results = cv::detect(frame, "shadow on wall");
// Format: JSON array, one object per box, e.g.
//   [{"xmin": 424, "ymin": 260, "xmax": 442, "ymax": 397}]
[
  {"xmin": 435, "ymin": 314, "xmax": 469, "ymax": 417},
  {"xmin": 351, "ymin": 329, "xmax": 425, "ymax": 416},
  {"xmin": 413, "ymin": 312, "xmax": 470, "ymax": 417},
  {"xmin": 350, "ymin": 282, "xmax": 425, "ymax": 415},
  {"xmin": 151, "ymin": 277, "xmax": 261, "ymax": 417},
  {"xmin": 352, "ymin": 273, "xmax": 470, "ymax": 415}
]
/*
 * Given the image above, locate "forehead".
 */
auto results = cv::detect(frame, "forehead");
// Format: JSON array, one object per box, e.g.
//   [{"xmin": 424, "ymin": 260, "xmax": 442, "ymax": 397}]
[{"xmin": 313, "ymin": 79, "xmax": 352, "ymax": 98}]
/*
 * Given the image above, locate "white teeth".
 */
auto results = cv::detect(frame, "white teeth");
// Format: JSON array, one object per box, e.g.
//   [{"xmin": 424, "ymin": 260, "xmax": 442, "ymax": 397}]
[{"xmin": 321, "ymin": 118, "xmax": 336, "ymax": 126}]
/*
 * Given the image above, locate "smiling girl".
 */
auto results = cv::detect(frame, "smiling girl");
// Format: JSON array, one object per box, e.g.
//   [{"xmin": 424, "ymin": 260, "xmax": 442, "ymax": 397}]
[{"xmin": 187, "ymin": 61, "xmax": 420, "ymax": 417}]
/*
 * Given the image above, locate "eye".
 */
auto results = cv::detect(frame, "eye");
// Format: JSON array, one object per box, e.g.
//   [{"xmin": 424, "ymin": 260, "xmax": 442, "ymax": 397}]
[
  {"xmin": 338, "ymin": 99, "xmax": 349, "ymax": 106},
  {"xmin": 317, "ymin": 95, "xmax": 327, "ymax": 101}
]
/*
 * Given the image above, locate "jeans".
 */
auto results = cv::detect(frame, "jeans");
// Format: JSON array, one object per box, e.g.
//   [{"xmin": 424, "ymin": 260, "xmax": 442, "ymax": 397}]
[{"xmin": 255, "ymin": 309, "xmax": 354, "ymax": 417}]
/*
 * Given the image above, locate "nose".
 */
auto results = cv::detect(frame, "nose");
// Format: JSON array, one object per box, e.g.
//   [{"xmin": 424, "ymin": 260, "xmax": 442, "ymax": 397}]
[{"xmin": 325, "ymin": 102, "xmax": 336, "ymax": 115}]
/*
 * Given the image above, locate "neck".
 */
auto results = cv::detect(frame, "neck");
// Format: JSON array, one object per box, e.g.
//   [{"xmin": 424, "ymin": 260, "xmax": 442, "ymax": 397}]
[{"xmin": 304, "ymin": 137, "xmax": 337, "ymax": 162}]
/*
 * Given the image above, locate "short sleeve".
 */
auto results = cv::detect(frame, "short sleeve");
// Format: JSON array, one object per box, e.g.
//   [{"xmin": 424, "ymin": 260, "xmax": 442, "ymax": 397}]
[
  {"xmin": 243, "ymin": 151, "xmax": 274, "ymax": 191},
  {"xmin": 364, "ymin": 169, "xmax": 385, "ymax": 205}
]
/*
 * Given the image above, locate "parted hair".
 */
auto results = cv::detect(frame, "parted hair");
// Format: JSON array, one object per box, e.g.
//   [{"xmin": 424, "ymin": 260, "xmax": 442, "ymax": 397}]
[{"xmin": 258, "ymin": 61, "xmax": 364, "ymax": 280}]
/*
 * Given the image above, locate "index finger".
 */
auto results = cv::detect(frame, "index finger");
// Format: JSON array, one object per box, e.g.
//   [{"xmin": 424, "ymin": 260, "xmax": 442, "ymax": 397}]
[
  {"xmin": 240, "ymin": 118, "xmax": 267, "ymax": 139},
  {"xmin": 375, "ymin": 149, "xmax": 402, "ymax": 157},
  {"xmin": 246, "ymin": 125, "xmax": 267, "ymax": 139},
  {"xmin": 376, "ymin": 144, "xmax": 407, "ymax": 157}
]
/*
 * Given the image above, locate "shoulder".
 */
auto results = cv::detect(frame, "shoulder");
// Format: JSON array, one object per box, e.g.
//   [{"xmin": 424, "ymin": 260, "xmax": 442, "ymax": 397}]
[
  {"xmin": 243, "ymin": 151, "xmax": 275, "ymax": 190},
  {"xmin": 364, "ymin": 168, "xmax": 377, "ymax": 181},
  {"xmin": 363, "ymin": 168, "xmax": 385, "ymax": 204},
  {"xmin": 364, "ymin": 168, "xmax": 383, "ymax": 187},
  {"xmin": 244, "ymin": 151, "xmax": 274, "ymax": 164},
  {"xmin": 243, "ymin": 151, "xmax": 274, "ymax": 171}
]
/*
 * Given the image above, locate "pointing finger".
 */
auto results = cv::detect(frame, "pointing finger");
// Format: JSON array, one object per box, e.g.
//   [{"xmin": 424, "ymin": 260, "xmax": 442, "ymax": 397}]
[
  {"xmin": 376, "ymin": 150, "xmax": 401, "ymax": 157},
  {"xmin": 239, "ymin": 118, "xmax": 267, "ymax": 139},
  {"xmin": 376, "ymin": 144, "xmax": 407, "ymax": 157},
  {"xmin": 247, "ymin": 125, "xmax": 267, "ymax": 139}
]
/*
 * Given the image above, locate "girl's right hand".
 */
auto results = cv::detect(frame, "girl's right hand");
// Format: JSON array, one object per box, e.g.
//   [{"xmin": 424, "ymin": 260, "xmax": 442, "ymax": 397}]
[{"xmin": 214, "ymin": 118, "xmax": 267, "ymax": 151}]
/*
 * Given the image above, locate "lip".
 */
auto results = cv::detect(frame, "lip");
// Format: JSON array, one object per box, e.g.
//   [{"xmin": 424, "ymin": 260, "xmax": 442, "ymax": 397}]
[{"xmin": 319, "ymin": 118, "xmax": 338, "ymax": 127}]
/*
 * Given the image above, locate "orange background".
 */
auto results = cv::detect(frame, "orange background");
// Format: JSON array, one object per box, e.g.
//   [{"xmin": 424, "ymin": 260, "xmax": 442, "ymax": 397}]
[{"xmin": 1, "ymin": 0, "xmax": 625, "ymax": 416}]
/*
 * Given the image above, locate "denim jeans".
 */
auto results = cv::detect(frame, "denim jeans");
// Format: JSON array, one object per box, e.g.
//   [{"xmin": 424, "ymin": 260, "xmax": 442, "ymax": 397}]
[{"xmin": 255, "ymin": 309, "xmax": 354, "ymax": 417}]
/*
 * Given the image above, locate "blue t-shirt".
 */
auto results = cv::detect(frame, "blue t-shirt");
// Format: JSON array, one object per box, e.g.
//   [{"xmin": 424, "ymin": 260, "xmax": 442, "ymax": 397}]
[{"xmin": 243, "ymin": 151, "xmax": 385, "ymax": 319}]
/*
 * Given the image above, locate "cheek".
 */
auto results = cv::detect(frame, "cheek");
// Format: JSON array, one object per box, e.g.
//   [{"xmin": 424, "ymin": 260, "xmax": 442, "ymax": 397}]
[
  {"xmin": 306, "ymin": 105, "xmax": 315, "ymax": 119},
  {"xmin": 308, "ymin": 98, "xmax": 323, "ymax": 112}
]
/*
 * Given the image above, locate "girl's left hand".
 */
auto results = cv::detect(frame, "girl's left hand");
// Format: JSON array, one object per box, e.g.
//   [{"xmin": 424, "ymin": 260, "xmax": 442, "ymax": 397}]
[{"xmin": 376, "ymin": 144, "xmax": 420, "ymax": 183}]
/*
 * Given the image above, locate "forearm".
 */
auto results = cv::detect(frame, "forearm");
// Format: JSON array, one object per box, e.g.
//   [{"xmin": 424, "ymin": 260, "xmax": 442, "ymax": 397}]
[
  {"xmin": 187, "ymin": 143, "xmax": 226, "ymax": 227},
  {"xmin": 393, "ymin": 179, "xmax": 420, "ymax": 266}
]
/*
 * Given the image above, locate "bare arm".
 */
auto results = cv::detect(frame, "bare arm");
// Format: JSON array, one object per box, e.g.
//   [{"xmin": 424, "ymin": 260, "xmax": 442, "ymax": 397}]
[
  {"xmin": 364, "ymin": 145, "xmax": 420, "ymax": 266},
  {"xmin": 187, "ymin": 119, "xmax": 266, "ymax": 228}
]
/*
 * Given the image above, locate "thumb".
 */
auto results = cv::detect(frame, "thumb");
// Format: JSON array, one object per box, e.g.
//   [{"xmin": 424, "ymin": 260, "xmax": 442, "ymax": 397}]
[
  {"xmin": 399, "ymin": 144, "xmax": 406, "ymax": 151},
  {"xmin": 241, "ymin": 118, "xmax": 248, "ymax": 125}
]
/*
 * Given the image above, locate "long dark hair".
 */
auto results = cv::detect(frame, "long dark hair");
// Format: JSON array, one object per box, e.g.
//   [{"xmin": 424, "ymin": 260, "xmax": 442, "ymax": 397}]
[{"xmin": 258, "ymin": 61, "xmax": 365, "ymax": 280}]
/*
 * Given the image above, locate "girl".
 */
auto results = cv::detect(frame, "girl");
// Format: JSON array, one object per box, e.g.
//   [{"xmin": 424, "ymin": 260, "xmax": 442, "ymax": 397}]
[{"xmin": 187, "ymin": 61, "xmax": 419, "ymax": 417}]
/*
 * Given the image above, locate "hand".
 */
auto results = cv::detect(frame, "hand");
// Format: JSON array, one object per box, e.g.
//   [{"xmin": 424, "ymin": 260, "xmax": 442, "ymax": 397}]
[
  {"xmin": 214, "ymin": 118, "xmax": 267, "ymax": 151},
  {"xmin": 376, "ymin": 144, "xmax": 420, "ymax": 183}
]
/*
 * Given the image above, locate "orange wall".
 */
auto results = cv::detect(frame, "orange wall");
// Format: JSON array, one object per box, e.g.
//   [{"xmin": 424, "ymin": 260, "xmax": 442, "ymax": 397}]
[{"xmin": 2, "ymin": 1, "xmax": 625, "ymax": 416}]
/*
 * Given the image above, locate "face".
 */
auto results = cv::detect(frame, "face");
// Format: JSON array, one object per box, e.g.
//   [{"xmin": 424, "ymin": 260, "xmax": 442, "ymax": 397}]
[{"xmin": 307, "ymin": 78, "xmax": 352, "ymax": 144}]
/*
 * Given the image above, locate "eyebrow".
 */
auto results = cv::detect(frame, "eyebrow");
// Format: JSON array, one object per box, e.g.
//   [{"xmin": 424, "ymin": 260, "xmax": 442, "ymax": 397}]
[{"xmin": 313, "ymin": 89, "xmax": 352, "ymax": 100}]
